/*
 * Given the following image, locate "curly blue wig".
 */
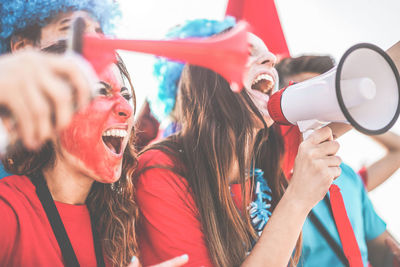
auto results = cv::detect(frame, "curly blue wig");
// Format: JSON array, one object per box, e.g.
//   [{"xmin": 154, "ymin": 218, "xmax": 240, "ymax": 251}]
[
  {"xmin": 0, "ymin": 0, "xmax": 120, "ymax": 54},
  {"xmin": 150, "ymin": 17, "xmax": 236, "ymax": 122}
]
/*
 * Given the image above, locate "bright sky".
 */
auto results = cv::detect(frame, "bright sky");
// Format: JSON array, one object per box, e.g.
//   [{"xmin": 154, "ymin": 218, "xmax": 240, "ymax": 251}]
[{"xmin": 116, "ymin": 0, "xmax": 400, "ymax": 238}]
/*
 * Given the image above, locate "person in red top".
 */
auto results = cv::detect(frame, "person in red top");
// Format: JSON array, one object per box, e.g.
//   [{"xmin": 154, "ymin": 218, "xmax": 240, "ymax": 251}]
[
  {"xmin": 0, "ymin": 1, "xmax": 194, "ymax": 266},
  {"xmin": 1, "ymin": 56, "xmax": 138, "ymax": 267},
  {"xmin": 0, "ymin": 2, "xmax": 193, "ymax": 267},
  {"xmin": 0, "ymin": 2, "xmax": 141, "ymax": 265},
  {"xmin": 135, "ymin": 21, "xmax": 343, "ymax": 266}
]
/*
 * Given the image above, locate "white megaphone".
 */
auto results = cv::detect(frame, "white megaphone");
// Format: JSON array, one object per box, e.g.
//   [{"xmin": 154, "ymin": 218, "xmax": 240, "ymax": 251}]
[{"xmin": 268, "ymin": 43, "xmax": 400, "ymax": 137}]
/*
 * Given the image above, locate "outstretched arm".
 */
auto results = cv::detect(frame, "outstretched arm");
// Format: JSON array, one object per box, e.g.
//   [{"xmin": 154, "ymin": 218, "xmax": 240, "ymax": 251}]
[
  {"xmin": 387, "ymin": 41, "xmax": 400, "ymax": 72},
  {"xmin": 364, "ymin": 132, "xmax": 400, "ymax": 191}
]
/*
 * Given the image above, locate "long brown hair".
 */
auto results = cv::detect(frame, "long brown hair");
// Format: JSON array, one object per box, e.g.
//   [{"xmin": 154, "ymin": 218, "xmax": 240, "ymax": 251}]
[
  {"xmin": 2, "ymin": 59, "xmax": 138, "ymax": 267},
  {"xmin": 140, "ymin": 65, "xmax": 301, "ymax": 266}
]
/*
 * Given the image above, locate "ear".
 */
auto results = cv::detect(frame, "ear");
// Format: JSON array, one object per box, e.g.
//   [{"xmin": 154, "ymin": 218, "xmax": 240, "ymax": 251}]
[{"xmin": 9, "ymin": 35, "xmax": 36, "ymax": 52}]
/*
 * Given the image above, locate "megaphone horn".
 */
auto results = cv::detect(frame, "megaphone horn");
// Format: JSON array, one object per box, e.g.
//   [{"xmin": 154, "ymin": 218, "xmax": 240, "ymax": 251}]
[
  {"xmin": 268, "ymin": 43, "xmax": 400, "ymax": 136},
  {"xmin": 77, "ymin": 20, "xmax": 249, "ymax": 92}
]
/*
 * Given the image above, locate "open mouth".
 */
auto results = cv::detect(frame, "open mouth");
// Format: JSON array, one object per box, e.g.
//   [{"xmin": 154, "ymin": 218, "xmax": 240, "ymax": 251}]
[
  {"xmin": 251, "ymin": 73, "xmax": 275, "ymax": 96},
  {"xmin": 101, "ymin": 129, "xmax": 127, "ymax": 155}
]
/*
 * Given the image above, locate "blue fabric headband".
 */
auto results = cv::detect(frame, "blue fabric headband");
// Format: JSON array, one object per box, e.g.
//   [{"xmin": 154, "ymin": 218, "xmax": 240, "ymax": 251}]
[
  {"xmin": 0, "ymin": 0, "xmax": 120, "ymax": 54},
  {"xmin": 149, "ymin": 17, "xmax": 236, "ymax": 122}
]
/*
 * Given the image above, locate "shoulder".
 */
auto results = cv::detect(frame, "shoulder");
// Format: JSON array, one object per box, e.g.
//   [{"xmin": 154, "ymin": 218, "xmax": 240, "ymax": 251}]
[
  {"xmin": 337, "ymin": 163, "xmax": 364, "ymax": 188},
  {"xmin": 0, "ymin": 175, "xmax": 39, "ymax": 217},
  {"xmin": 0, "ymin": 176, "xmax": 36, "ymax": 241},
  {"xmin": 136, "ymin": 148, "xmax": 190, "ymax": 197},
  {"xmin": 0, "ymin": 175, "xmax": 36, "ymax": 201},
  {"xmin": 137, "ymin": 148, "xmax": 177, "ymax": 170},
  {"xmin": 135, "ymin": 150, "xmax": 195, "ymax": 213},
  {"xmin": 340, "ymin": 163, "xmax": 358, "ymax": 177}
]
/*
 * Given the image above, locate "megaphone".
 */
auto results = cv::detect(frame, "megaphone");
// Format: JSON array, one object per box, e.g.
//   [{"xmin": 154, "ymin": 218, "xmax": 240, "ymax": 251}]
[
  {"xmin": 268, "ymin": 43, "xmax": 400, "ymax": 136},
  {"xmin": 71, "ymin": 17, "xmax": 249, "ymax": 92}
]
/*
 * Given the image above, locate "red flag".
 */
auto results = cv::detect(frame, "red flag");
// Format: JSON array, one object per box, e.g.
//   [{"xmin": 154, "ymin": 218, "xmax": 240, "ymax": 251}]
[{"xmin": 226, "ymin": 0, "xmax": 290, "ymax": 57}]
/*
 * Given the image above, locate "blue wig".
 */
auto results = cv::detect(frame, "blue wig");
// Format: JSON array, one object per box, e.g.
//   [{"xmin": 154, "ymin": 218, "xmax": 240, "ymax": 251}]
[
  {"xmin": 0, "ymin": 0, "xmax": 120, "ymax": 54},
  {"xmin": 150, "ymin": 17, "xmax": 236, "ymax": 122}
]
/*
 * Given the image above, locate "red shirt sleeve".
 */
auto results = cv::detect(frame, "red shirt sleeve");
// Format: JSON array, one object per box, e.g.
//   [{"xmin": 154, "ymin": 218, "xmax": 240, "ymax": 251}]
[
  {"xmin": 136, "ymin": 150, "xmax": 213, "ymax": 267},
  {"xmin": 357, "ymin": 166, "xmax": 368, "ymax": 187},
  {"xmin": 0, "ymin": 191, "xmax": 19, "ymax": 263}
]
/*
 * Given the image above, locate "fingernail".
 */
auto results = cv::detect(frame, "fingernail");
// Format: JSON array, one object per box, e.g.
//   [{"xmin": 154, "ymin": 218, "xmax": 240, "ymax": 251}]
[
  {"xmin": 180, "ymin": 254, "xmax": 189, "ymax": 261},
  {"xmin": 131, "ymin": 256, "xmax": 137, "ymax": 263}
]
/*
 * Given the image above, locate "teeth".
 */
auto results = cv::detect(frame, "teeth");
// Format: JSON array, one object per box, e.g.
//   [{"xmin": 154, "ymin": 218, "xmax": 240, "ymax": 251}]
[
  {"xmin": 252, "ymin": 73, "xmax": 274, "ymax": 86},
  {"xmin": 102, "ymin": 129, "xmax": 128, "ymax": 137}
]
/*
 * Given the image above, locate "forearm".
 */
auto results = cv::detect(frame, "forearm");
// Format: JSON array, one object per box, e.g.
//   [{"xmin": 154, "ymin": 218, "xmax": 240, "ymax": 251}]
[
  {"xmin": 242, "ymin": 186, "xmax": 310, "ymax": 267},
  {"xmin": 365, "ymin": 132, "xmax": 400, "ymax": 191},
  {"xmin": 366, "ymin": 151, "xmax": 400, "ymax": 191},
  {"xmin": 387, "ymin": 41, "xmax": 400, "ymax": 72},
  {"xmin": 326, "ymin": 122, "xmax": 353, "ymax": 139},
  {"xmin": 369, "ymin": 243, "xmax": 394, "ymax": 267},
  {"xmin": 368, "ymin": 231, "xmax": 399, "ymax": 267},
  {"xmin": 371, "ymin": 132, "xmax": 400, "ymax": 152}
]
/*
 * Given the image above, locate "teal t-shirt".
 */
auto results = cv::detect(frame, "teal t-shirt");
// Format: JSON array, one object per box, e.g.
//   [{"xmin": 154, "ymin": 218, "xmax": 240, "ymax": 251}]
[
  {"xmin": 298, "ymin": 163, "xmax": 386, "ymax": 267},
  {"xmin": 0, "ymin": 163, "xmax": 9, "ymax": 179}
]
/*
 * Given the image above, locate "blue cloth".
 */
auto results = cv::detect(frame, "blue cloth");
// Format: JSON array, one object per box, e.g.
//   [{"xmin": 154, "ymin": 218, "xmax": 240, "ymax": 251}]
[
  {"xmin": 0, "ymin": 162, "xmax": 9, "ymax": 179},
  {"xmin": 0, "ymin": 0, "xmax": 120, "ymax": 55},
  {"xmin": 150, "ymin": 17, "xmax": 236, "ymax": 122},
  {"xmin": 298, "ymin": 163, "xmax": 386, "ymax": 267}
]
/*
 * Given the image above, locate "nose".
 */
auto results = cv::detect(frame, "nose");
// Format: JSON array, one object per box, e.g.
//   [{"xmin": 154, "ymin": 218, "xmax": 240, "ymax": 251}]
[
  {"xmin": 258, "ymin": 51, "xmax": 277, "ymax": 67},
  {"xmin": 113, "ymin": 96, "xmax": 133, "ymax": 120}
]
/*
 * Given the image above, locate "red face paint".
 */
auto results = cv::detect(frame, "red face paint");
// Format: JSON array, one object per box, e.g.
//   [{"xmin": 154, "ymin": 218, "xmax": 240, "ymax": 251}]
[{"xmin": 60, "ymin": 64, "xmax": 134, "ymax": 183}]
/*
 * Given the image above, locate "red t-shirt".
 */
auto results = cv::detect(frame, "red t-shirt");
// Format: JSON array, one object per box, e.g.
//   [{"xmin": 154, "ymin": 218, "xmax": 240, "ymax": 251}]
[
  {"xmin": 280, "ymin": 125, "xmax": 301, "ymax": 178},
  {"xmin": 0, "ymin": 175, "xmax": 107, "ymax": 267},
  {"xmin": 136, "ymin": 150, "xmax": 216, "ymax": 266}
]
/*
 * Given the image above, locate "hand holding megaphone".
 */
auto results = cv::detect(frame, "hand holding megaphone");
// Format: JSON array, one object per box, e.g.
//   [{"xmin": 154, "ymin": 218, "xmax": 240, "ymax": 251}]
[
  {"xmin": 268, "ymin": 43, "xmax": 400, "ymax": 137},
  {"xmin": 289, "ymin": 126, "xmax": 342, "ymax": 206}
]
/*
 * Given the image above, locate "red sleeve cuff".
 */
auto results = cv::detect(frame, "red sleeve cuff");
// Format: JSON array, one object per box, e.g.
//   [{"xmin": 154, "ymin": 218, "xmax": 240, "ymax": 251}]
[{"xmin": 358, "ymin": 166, "xmax": 368, "ymax": 187}]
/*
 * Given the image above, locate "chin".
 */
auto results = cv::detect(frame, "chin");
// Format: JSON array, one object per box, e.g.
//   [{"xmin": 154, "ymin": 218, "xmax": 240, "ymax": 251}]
[{"xmin": 94, "ymin": 167, "xmax": 123, "ymax": 184}]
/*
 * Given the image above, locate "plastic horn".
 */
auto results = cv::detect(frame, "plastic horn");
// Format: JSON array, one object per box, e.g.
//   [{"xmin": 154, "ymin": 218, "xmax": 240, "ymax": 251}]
[{"xmin": 79, "ymin": 21, "xmax": 249, "ymax": 92}]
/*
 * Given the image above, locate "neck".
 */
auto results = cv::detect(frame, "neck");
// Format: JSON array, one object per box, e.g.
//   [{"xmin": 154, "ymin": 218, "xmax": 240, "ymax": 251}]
[{"xmin": 43, "ymin": 159, "xmax": 94, "ymax": 205}]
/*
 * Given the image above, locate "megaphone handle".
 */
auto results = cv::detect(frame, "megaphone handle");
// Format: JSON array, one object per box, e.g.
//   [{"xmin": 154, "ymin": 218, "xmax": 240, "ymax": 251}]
[
  {"xmin": 302, "ymin": 129, "xmax": 314, "ymax": 140},
  {"xmin": 298, "ymin": 120, "xmax": 327, "ymax": 140}
]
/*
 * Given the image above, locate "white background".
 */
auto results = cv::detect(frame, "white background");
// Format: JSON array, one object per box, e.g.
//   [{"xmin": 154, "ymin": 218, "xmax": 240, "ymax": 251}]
[{"xmin": 116, "ymin": 0, "xmax": 400, "ymax": 239}]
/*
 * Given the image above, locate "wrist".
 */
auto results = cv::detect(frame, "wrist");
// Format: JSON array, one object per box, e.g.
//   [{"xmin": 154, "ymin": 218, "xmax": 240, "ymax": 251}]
[{"xmin": 283, "ymin": 184, "xmax": 313, "ymax": 215}]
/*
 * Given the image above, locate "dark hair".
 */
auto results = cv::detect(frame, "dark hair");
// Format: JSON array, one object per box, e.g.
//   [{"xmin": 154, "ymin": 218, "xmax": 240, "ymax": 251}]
[
  {"xmin": 276, "ymin": 55, "xmax": 335, "ymax": 88},
  {"xmin": 2, "ymin": 58, "xmax": 138, "ymax": 267},
  {"xmin": 139, "ymin": 65, "xmax": 301, "ymax": 267},
  {"xmin": 8, "ymin": 24, "xmax": 42, "ymax": 52}
]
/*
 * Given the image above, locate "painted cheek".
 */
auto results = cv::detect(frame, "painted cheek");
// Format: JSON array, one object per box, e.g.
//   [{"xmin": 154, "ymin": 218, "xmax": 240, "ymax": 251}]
[{"xmin": 60, "ymin": 98, "xmax": 122, "ymax": 182}]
